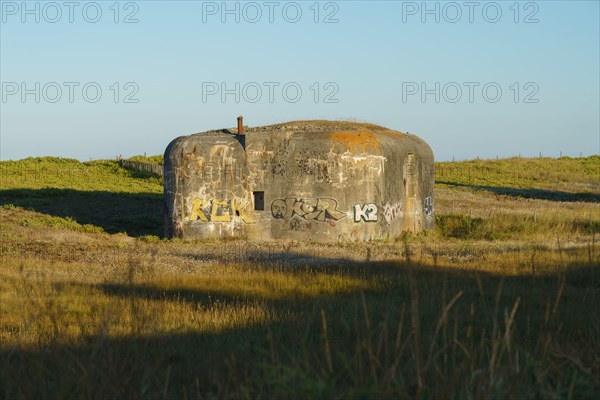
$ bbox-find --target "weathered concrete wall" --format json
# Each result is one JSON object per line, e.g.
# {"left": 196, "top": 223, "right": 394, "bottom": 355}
{"left": 163, "top": 131, "right": 251, "bottom": 239}
{"left": 164, "top": 121, "right": 434, "bottom": 242}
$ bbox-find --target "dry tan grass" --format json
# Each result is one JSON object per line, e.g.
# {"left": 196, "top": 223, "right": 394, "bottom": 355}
{"left": 1, "top": 201, "right": 599, "bottom": 398}
{"left": 1, "top": 156, "right": 599, "bottom": 398}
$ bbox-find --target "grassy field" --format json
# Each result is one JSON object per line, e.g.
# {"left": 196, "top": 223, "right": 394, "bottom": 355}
{"left": 0, "top": 156, "right": 599, "bottom": 399}
{"left": 0, "top": 157, "right": 163, "bottom": 237}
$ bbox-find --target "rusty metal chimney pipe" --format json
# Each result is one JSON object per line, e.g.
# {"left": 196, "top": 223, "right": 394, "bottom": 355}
{"left": 237, "top": 116, "right": 244, "bottom": 135}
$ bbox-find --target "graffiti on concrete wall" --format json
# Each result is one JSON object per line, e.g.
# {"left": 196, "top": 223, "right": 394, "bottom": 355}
{"left": 271, "top": 198, "right": 416, "bottom": 224}
{"left": 190, "top": 198, "right": 255, "bottom": 223}
{"left": 271, "top": 198, "right": 347, "bottom": 222}
{"left": 424, "top": 196, "right": 433, "bottom": 217}
{"left": 383, "top": 202, "right": 403, "bottom": 224}
{"left": 248, "top": 147, "right": 386, "bottom": 185}
{"left": 354, "top": 203, "right": 378, "bottom": 222}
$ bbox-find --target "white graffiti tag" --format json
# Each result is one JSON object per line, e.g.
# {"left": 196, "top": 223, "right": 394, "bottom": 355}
{"left": 383, "top": 202, "right": 403, "bottom": 224}
{"left": 271, "top": 197, "right": 347, "bottom": 222}
{"left": 424, "top": 196, "right": 434, "bottom": 217}
{"left": 354, "top": 203, "right": 378, "bottom": 222}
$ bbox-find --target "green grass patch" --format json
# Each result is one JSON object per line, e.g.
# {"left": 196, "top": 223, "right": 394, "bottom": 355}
{"left": 1, "top": 157, "right": 163, "bottom": 237}
{"left": 20, "top": 215, "right": 104, "bottom": 233}
{"left": 126, "top": 154, "right": 164, "bottom": 166}
{"left": 436, "top": 155, "right": 599, "bottom": 192}
{"left": 0, "top": 156, "right": 162, "bottom": 193}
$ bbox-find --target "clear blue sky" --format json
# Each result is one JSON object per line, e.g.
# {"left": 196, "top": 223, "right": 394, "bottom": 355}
{"left": 1, "top": 0, "right": 599, "bottom": 161}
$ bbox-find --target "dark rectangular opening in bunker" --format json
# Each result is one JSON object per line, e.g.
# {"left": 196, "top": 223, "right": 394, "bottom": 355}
{"left": 254, "top": 191, "right": 264, "bottom": 211}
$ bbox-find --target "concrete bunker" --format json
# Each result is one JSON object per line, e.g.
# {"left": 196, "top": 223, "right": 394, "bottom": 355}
{"left": 164, "top": 119, "right": 434, "bottom": 242}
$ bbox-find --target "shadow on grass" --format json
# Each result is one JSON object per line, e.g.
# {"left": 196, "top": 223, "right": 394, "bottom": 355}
{"left": 0, "top": 188, "right": 163, "bottom": 237}
{"left": 437, "top": 181, "right": 600, "bottom": 203}
{"left": 2, "top": 255, "right": 599, "bottom": 398}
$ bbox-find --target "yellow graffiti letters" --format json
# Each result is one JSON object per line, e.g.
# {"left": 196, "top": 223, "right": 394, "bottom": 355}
{"left": 233, "top": 199, "right": 255, "bottom": 223}
{"left": 190, "top": 198, "right": 210, "bottom": 222}
{"left": 210, "top": 199, "right": 231, "bottom": 222}
{"left": 189, "top": 198, "right": 255, "bottom": 224}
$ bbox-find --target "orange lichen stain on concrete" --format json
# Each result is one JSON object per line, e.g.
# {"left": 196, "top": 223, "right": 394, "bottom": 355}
{"left": 260, "top": 120, "right": 385, "bottom": 131}
{"left": 382, "top": 130, "right": 407, "bottom": 139}
{"left": 330, "top": 130, "right": 381, "bottom": 152}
